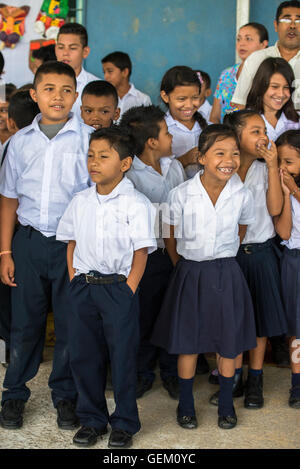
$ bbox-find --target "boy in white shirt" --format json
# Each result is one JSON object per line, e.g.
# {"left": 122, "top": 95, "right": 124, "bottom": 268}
{"left": 55, "top": 23, "right": 100, "bottom": 118}
{"left": 0, "top": 61, "right": 93, "bottom": 431}
{"left": 101, "top": 51, "right": 151, "bottom": 119}
{"left": 57, "top": 126, "right": 156, "bottom": 448}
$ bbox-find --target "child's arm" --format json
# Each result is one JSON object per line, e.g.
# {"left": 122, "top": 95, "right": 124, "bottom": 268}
{"left": 209, "top": 98, "right": 222, "bottom": 124}
{"left": 177, "top": 147, "right": 199, "bottom": 168}
{"left": 274, "top": 170, "right": 293, "bottom": 240}
{"left": 256, "top": 141, "right": 283, "bottom": 216}
{"left": 127, "top": 247, "right": 148, "bottom": 294}
{"left": 0, "top": 195, "right": 19, "bottom": 287}
{"left": 164, "top": 224, "right": 181, "bottom": 266}
{"left": 67, "top": 240, "right": 76, "bottom": 281}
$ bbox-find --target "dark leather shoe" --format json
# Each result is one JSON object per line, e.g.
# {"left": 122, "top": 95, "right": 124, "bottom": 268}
{"left": 136, "top": 377, "right": 153, "bottom": 399}
{"left": 289, "top": 385, "right": 300, "bottom": 409}
{"left": 209, "top": 371, "right": 244, "bottom": 406}
{"left": 244, "top": 373, "right": 264, "bottom": 409}
{"left": 176, "top": 407, "right": 198, "bottom": 429}
{"left": 73, "top": 426, "right": 108, "bottom": 447}
{"left": 108, "top": 428, "right": 133, "bottom": 448}
{"left": 56, "top": 400, "right": 80, "bottom": 430}
{"left": 0, "top": 399, "right": 25, "bottom": 429}
{"left": 162, "top": 376, "right": 179, "bottom": 399}
{"left": 218, "top": 412, "right": 237, "bottom": 430}
{"left": 196, "top": 354, "right": 209, "bottom": 375}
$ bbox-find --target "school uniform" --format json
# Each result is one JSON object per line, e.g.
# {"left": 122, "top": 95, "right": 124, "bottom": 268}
{"left": 126, "top": 156, "right": 186, "bottom": 385}
{"left": 262, "top": 113, "right": 300, "bottom": 142}
{"left": 56, "top": 177, "right": 157, "bottom": 434}
{"left": 198, "top": 99, "right": 212, "bottom": 122}
{"left": 281, "top": 195, "right": 300, "bottom": 339}
{"left": 165, "top": 111, "right": 202, "bottom": 179}
{"left": 0, "top": 113, "right": 92, "bottom": 406}
{"left": 236, "top": 161, "right": 287, "bottom": 338}
{"left": 151, "top": 172, "right": 257, "bottom": 359}
{"left": 118, "top": 83, "right": 151, "bottom": 118}
{"left": 72, "top": 67, "right": 101, "bottom": 119}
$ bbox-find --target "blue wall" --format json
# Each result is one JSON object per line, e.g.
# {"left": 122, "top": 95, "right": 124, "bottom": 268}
{"left": 85, "top": 0, "right": 284, "bottom": 104}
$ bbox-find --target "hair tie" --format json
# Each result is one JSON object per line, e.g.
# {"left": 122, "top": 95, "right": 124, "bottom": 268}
{"left": 197, "top": 71, "right": 204, "bottom": 85}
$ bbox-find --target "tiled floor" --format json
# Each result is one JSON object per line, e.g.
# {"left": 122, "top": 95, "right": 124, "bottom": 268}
{"left": 0, "top": 349, "right": 299, "bottom": 449}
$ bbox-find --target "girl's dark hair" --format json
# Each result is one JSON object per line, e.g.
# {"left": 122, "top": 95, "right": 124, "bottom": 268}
{"left": 32, "top": 44, "right": 56, "bottom": 63}
{"left": 89, "top": 124, "right": 135, "bottom": 160}
{"left": 240, "top": 22, "right": 269, "bottom": 43}
{"left": 198, "top": 124, "right": 240, "bottom": 155}
{"left": 276, "top": 130, "right": 300, "bottom": 186}
{"left": 246, "top": 57, "right": 299, "bottom": 122}
{"left": 224, "top": 110, "right": 262, "bottom": 137}
{"left": 160, "top": 65, "right": 208, "bottom": 130}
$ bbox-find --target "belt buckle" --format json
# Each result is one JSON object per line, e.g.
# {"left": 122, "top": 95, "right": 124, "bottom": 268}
{"left": 85, "top": 274, "right": 94, "bottom": 284}
{"left": 244, "top": 245, "right": 252, "bottom": 255}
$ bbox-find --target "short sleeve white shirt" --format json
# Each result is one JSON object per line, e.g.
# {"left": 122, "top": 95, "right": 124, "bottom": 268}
{"left": 56, "top": 177, "right": 157, "bottom": 277}
{"left": 72, "top": 67, "right": 101, "bottom": 118}
{"left": 126, "top": 156, "right": 186, "bottom": 247}
{"left": 163, "top": 172, "right": 255, "bottom": 261}
{"left": 241, "top": 160, "right": 275, "bottom": 244}
{"left": 198, "top": 99, "right": 212, "bottom": 122}
{"left": 232, "top": 43, "right": 300, "bottom": 107}
{"left": 282, "top": 195, "right": 300, "bottom": 250}
{"left": 0, "top": 113, "right": 93, "bottom": 237}
{"left": 118, "top": 83, "right": 151, "bottom": 118}
{"left": 262, "top": 113, "right": 300, "bottom": 142}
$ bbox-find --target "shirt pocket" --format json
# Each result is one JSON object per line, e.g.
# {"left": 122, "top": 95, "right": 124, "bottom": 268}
{"left": 61, "top": 152, "right": 88, "bottom": 188}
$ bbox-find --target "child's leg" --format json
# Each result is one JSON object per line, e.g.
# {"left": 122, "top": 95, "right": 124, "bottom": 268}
{"left": 244, "top": 337, "right": 266, "bottom": 409}
{"left": 217, "top": 357, "right": 236, "bottom": 419}
{"left": 289, "top": 337, "right": 300, "bottom": 408}
{"left": 177, "top": 354, "right": 198, "bottom": 418}
{"left": 248, "top": 337, "right": 267, "bottom": 370}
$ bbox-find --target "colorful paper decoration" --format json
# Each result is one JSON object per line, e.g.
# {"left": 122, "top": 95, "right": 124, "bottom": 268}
{"left": 0, "top": 4, "right": 30, "bottom": 50}
{"left": 34, "top": 0, "right": 69, "bottom": 39}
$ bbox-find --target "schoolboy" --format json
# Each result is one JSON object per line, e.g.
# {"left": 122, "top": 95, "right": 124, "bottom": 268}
{"left": 56, "top": 126, "right": 156, "bottom": 448}
{"left": 81, "top": 80, "right": 120, "bottom": 129}
{"left": 195, "top": 70, "right": 212, "bottom": 122}
{"left": 0, "top": 61, "right": 93, "bottom": 430}
{"left": 120, "top": 105, "right": 186, "bottom": 399}
{"left": 55, "top": 23, "right": 100, "bottom": 118}
{"left": 101, "top": 51, "right": 151, "bottom": 119}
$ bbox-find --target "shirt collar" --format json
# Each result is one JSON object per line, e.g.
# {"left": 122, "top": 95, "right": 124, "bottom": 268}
{"left": 273, "top": 41, "right": 300, "bottom": 59}
{"left": 165, "top": 110, "right": 200, "bottom": 132}
{"left": 132, "top": 155, "right": 173, "bottom": 175}
{"left": 76, "top": 67, "right": 87, "bottom": 85}
{"left": 90, "top": 176, "right": 135, "bottom": 203}
{"left": 27, "top": 112, "right": 82, "bottom": 137}
{"left": 187, "top": 171, "right": 244, "bottom": 198}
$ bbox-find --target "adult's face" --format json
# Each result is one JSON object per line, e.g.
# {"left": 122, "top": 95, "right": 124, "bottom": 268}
{"left": 274, "top": 6, "right": 300, "bottom": 50}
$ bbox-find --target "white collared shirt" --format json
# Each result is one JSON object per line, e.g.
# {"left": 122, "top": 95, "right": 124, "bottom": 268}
{"left": 241, "top": 160, "right": 275, "bottom": 244}
{"left": 126, "top": 156, "right": 186, "bottom": 247}
{"left": 56, "top": 177, "right": 157, "bottom": 277}
{"left": 72, "top": 67, "right": 101, "bottom": 118}
{"left": 282, "top": 195, "right": 300, "bottom": 250}
{"left": 262, "top": 113, "right": 300, "bottom": 142}
{"left": 0, "top": 113, "right": 93, "bottom": 237}
{"left": 163, "top": 172, "right": 255, "bottom": 261}
{"left": 232, "top": 42, "right": 300, "bottom": 108}
{"left": 118, "top": 83, "right": 151, "bottom": 118}
{"left": 198, "top": 99, "right": 212, "bottom": 122}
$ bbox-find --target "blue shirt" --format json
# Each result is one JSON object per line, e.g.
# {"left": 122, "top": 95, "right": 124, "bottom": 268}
{"left": 0, "top": 113, "right": 93, "bottom": 237}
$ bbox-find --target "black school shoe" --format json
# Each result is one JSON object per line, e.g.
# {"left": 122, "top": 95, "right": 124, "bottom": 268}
{"left": 73, "top": 426, "right": 108, "bottom": 447}
{"left": 162, "top": 376, "right": 179, "bottom": 399}
{"left": 244, "top": 373, "right": 264, "bottom": 409}
{"left": 108, "top": 428, "right": 133, "bottom": 448}
{"left": 136, "top": 377, "right": 153, "bottom": 399}
{"left": 218, "top": 408, "right": 237, "bottom": 430}
{"left": 289, "top": 385, "right": 300, "bottom": 409}
{"left": 176, "top": 406, "right": 198, "bottom": 429}
{"left": 209, "top": 371, "right": 244, "bottom": 406}
{"left": 0, "top": 399, "right": 25, "bottom": 429}
{"left": 56, "top": 400, "right": 80, "bottom": 430}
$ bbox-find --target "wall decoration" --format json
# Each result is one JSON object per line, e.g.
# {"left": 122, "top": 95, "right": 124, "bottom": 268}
{"left": 34, "top": 0, "right": 69, "bottom": 39}
{"left": 0, "top": 4, "right": 30, "bottom": 49}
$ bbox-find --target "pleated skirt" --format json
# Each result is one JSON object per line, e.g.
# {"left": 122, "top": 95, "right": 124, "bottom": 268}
{"left": 281, "top": 247, "right": 300, "bottom": 339}
{"left": 151, "top": 257, "right": 257, "bottom": 359}
{"left": 236, "top": 239, "right": 288, "bottom": 338}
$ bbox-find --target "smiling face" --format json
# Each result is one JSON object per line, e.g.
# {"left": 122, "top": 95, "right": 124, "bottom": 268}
{"left": 55, "top": 33, "right": 90, "bottom": 76}
{"left": 239, "top": 114, "right": 269, "bottom": 157}
{"left": 236, "top": 25, "right": 268, "bottom": 61}
{"left": 30, "top": 73, "right": 78, "bottom": 125}
{"left": 274, "top": 6, "right": 300, "bottom": 50}
{"left": 263, "top": 72, "right": 291, "bottom": 114}
{"left": 198, "top": 136, "right": 240, "bottom": 183}
{"left": 81, "top": 93, "right": 120, "bottom": 129}
{"left": 278, "top": 143, "right": 300, "bottom": 179}
{"left": 161, "top": 84, "right": 201, "bottom": 128}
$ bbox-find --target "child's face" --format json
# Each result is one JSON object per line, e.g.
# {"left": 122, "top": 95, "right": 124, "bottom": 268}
{"left": 30, "top": 73, "right": 78, "bottom": 125}
{"left": 155, "top": 120, "right": 173, "bottom": 157}
{"left": 198, "top": 137, "right": 240, "bottom": 183}
{"left": 55, "top": 33, "right": 90, "bottom": 76}
{"left": 236, "top": 26, "right": 267, "bottom": 61}
{"left": 240, "top": 115, "right": 269, "bottom": 157}
{"left": 102, "top": 62, "right": 129, "bottom": 90}
{"left": 161, "top": 85, "right": 201, "bottom": 126}
{"left": 81, "top": 94, "right": 120, "bottom": 130}
{"left": 263, "top": 73, "right": 291, "bottom": 114}
{"left": 0, "top": 101, "right": 9, "bottom": 131}
{"left": 278, "top": 144, "right": 300, "bottom": 179}
{"left": 87, "top": 138, "right": 132, "bottom": 189}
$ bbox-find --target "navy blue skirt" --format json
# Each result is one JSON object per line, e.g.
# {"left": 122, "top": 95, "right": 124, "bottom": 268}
{"left": 236, "top": 239, "right": 288, "bottom": 338}
{"left": 281, "top": 247, "right": 300, "bottom": 339}
{"left": 151, "top": 257, "right": 257, "bottom": 359}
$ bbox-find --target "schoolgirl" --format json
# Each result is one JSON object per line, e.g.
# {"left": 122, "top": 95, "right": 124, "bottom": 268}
{"left": 151, "top": 124, "right": 257, "bottom": 429}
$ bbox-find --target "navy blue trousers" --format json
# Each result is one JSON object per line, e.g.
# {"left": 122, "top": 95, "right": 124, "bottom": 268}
{"left": 138, "top": 249, "right": 178, "bottom": 383}
{"left": 68, "top": 275, "right": 141, "bottom": 435}
{"left": 2, "top": 226, "right": 77, "bottom": 406}
{"left": 0, "top": 282, "right": 11, "bottom": 350}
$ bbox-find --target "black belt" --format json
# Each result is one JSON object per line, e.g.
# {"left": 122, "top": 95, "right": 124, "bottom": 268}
{"left": 240, "top": 238, "right": 273, "bottom": 255}
{"left": 284, "top": 247, "right": 300, "bottom": 258}
{"left": 79, "top": 271, "right": 127, "bottom": 285}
